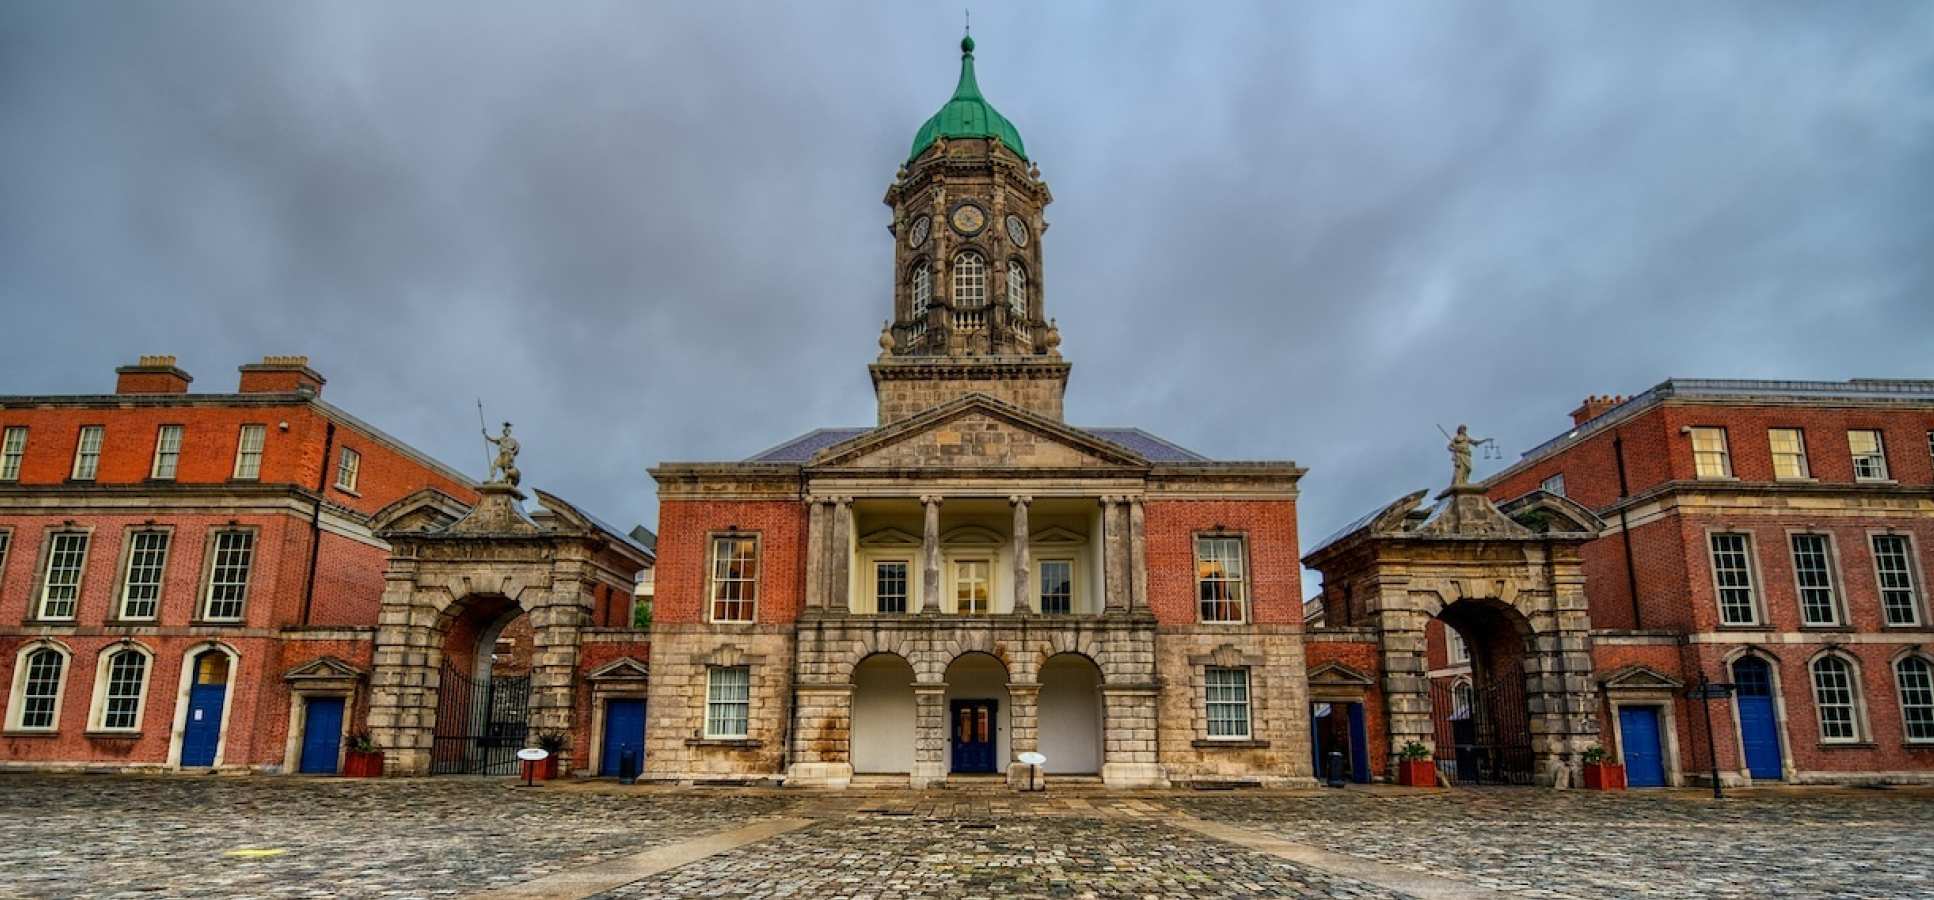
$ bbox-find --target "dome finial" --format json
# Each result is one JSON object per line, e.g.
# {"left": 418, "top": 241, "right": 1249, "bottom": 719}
{"left": 962, "top": 9, "right": 974, "bottom": 54}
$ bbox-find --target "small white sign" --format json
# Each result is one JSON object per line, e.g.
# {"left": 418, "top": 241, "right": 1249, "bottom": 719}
{"left": 516, "top": 748, "right": 550, "bottom": 762}
{"left": 1018, "top": 751, "right": 1046, "bottom": 766}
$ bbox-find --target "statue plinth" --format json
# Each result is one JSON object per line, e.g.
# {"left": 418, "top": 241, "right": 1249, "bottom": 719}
{"left": 1435, "top": 483, "right": 1488, "bottom": 501}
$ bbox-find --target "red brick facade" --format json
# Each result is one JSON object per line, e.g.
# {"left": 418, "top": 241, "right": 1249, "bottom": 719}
{"left": 1143, "top": 499, "right": 1301, "bottom": 626}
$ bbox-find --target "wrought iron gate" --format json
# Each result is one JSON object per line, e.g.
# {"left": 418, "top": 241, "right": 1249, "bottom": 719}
{"left": 431, "top": 661, "right": 531, "bottom": 775}
{"left": 1430, "top": 673, "right": 1533, "bottom": 784}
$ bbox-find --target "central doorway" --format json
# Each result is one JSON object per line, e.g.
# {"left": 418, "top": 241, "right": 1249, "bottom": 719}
{"left": 951, "top": 699, "right": 999, "bottom": 773}
{"left": 1429, "top": 600, "right": 1534, "bottom": 784}
{"left": 430, "top": 596, "right": 534, "bottom": 775}
{"left": 943, "top": 652, "right": 1009, "bottom": 775}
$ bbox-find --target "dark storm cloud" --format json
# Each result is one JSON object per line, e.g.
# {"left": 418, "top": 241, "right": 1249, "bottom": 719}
{"left": 3, "top": 2, "right": 1930, "bottom": 593}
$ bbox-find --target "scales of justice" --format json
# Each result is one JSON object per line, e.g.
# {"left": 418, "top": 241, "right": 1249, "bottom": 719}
{"left": 1439, "top": 423, "right": 1502, "bottom": 491}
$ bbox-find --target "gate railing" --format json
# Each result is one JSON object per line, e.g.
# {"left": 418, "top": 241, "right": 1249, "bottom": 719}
{"left": 430, "top": 661, "right": 531, "bottom": 775}
{"left": 1429, "top": 675, "right": 1534, "bottom": 785}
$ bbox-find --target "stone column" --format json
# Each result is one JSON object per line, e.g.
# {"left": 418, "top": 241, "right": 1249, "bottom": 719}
{"left": 785, "top": 683, "right": 855, "bottom": 788}
{"left": 1010, "top": 495, "right": 1032, "bottom": 614}
{"left": 1128, "top": 497, "right": 1148, "bottom": 610}
{"left": 1099, "top": 684, "right": 1167, "bottom": 787}
{"left": 829, "top": 497, "right": 853, "bottom": 613}
{"left": 921, "top": 495, "right": 942, "bottom": 614}
{"left": 527, "top": 568, "right": 591, "bottom": 770}
{"left": 1100, "top": 497, "right": 1128, "bottom": 612}
{"left": 911, "top": 684, "right": 949, "bottom": 787}
{"left": 367, "top": 564, "right": 438, "bottom": 775}
{"left": 1374, "top": 575, "right": 1433, "bottom": 777}
{"left": 1006, "top": 682, "right": 1043, "bottom": 790}
{"left": 804, "top": 497, "right": 828, "bottom": 610}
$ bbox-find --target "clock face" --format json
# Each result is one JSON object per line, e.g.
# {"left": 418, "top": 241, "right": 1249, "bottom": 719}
{"left": 949, "top": 203, "right": 986, "bottom": 236}
{"left": 1005, "top": 215, "right": 1028, "bottom": 247}
{"left": 907, "top": 216, "right": 930, "bottom": 249}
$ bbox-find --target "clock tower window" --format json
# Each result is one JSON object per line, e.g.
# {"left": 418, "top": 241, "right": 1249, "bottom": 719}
{"left": 1006, "top": 261, "right": 1027, "bottom": 319}
{"left": 952, "top": 251, "right": 987, "bottom": 329}
{"left": 909, "top": 263, "right": 931, "bottom": 339}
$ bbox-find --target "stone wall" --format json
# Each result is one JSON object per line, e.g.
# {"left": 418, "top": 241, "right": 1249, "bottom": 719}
{"left": 642, "top": 623, "right": 794, "bottom": 782}
{"left": 1155, "top": 626, "right": 1315, "bottom": 787}
{"left": 870, "top": 359, "right": 1069, "bottom": 425}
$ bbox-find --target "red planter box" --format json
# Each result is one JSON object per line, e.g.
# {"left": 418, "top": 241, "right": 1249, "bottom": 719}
{"left": 343, "top": 750, "right": 384, "bottom": 778}
{"left": 1584, "top": 762, "right": 1626, "bottom": 790}
{"left": 523, "top": 757, "right": 561, "bottom": 781}
{"left": 1397, "top": 759, "right": 1437, "bottom": 787}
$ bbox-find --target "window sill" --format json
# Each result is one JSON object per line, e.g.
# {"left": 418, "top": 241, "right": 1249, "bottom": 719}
{"left": 1191, "top": 738, "right": 1269, "bottom": 749}
{"left": 1196, "top": 621, "right": 1249, "bottom": 628}
{"left": 2, "top": 729, "right": 58, "bottom": 738}
{"left": 85, "top": 730, "right": 141, "bottom": 740}
{"left": 1798, "top": 625, "right": 1855, "bottom": 633}
{"left": 1818, "top": 741, "right": 1877, "bottom": 750}
{"left": 1774, "top": 476, "right": 1818, "bottom": 484}
{"left": 105, "top": 618, "right": 160, "bottom": 628}
{"left": 19, "top": 618, "right": 78, "bottom": 628}
{"left": 1905, "top": 742, "right": 1934, "bottom": 751}
{"left": 1854, "top": 478, "right": 1898, "bottom": 486}
{"left": 685, "top": 738, "right": 762, "bottom": 749}
{"left": 1694, "top": 475, "right": 1739, "bottom": 483}
{"left": 189, "top": 619, "right": 246, "bottom": 628}
{"left": 334, "top": 486, "right": 361, "bottom": 499}
{"left": 143, "top": 477, "right": 179, "bottom": 484}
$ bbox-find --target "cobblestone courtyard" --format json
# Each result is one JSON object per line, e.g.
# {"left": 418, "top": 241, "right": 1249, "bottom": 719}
{"left": 1, "top": 775, "right": 1929, "bottom": 899}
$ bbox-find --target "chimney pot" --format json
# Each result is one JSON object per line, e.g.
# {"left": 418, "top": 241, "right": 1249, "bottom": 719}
{"left": 238, "top": 355, "right": 325, "bottom": 396}
{"left": 115, "top": 354, "right": 193, "bottom": 395}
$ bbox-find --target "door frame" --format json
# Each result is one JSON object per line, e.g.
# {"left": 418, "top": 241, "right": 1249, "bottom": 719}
{"left": 585, "top": 657, "right": 651, "bottom": 778}
{"left": 1604, "top": 696, "right": 1684, "bottom": 787}
{"left": 284, "top": 691, "right": 354, "bottom": 775}
{"left": 949, "top": 698, "right": 999, "bottom": 774}
{"left": 1725, "top": 650, "right": 1797, "bottom": 784}
{"left": 168, "top": 642, "right": 241, "bottom": 770}
{"left": 596, "top": 697, "right": 649, "bottom": 777}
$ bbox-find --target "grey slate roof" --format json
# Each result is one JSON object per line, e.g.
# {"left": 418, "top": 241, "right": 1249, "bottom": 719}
{"left": 746, "top": 425, "right": 1209, "bottom": 463}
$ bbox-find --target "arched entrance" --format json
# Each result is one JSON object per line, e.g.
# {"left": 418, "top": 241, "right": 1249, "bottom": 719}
{"left": 1430, "top": 600, "right": 1534, "bottom": 784}
{"left": 850, "top": 653, "right": 916, "bottom": 775}
{"left": 943, "top": 653, "right": 1009, "bottom": 775}
{"left": 430, "top": 595, "right": 533, "bottom": 775}
{"left": 1038, "top": 653, "right": 1102, "bottom": 775}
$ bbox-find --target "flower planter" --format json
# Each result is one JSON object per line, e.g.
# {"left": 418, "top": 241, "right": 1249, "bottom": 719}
{"left": 1396, "top": 759, "right": 1437, "bottom": 787}
{"left": 1583, "top": 762, "right": 1626, "bottom": 791}
{"left": 524, "top": 757, "right": 561, "bottom": 781}
{"left": 343, "top": 750, "right": 384, "bottom": 778}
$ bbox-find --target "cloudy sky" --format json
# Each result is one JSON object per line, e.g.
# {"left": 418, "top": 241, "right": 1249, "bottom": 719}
{"left": 4, "top": 2, "right": 1930, "bottom": 594}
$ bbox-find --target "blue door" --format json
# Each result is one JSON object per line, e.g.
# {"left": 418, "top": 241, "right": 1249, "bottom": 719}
{"left": 181, "top": 652, "right": 229, "bottom": 767}
{"left": 1618, "top": 706, "right": 1666, "bottom": 787}
{"left": 950, "top": 700, "right": 997, "bottom": 774}
{"left": 1733, "top": 657, "right": 1784, "bottom": 780}
{"left": 1347, "top": 702, "right": 1370, "bottom": 784}
{"left": 298, "top": 697, "right": 345, "bottom": 774}
{"left": 600, "top": 700, "right": 647, "bottom": 777}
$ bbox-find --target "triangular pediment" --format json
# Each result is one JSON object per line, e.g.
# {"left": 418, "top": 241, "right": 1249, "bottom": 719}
{"left": 1032, "top": 525, "right": 1087, "bottom": 545}
{"left": 859, "top": 527, "right": 923, "bottom": 547}
{"left": 586, "top": 656, "right": 650, "bottom": 681}
{"left": 811, "top": 395, "right": 1148, "bottom": 470}
{"left": 1308, "top": 661, "right": 1376, "bottom": 687}
{"left": 284, "top": 656, "right": 364, "bottom": 682}
{"left": 1599, "top": 664, "right": 1682, "bottom": 690}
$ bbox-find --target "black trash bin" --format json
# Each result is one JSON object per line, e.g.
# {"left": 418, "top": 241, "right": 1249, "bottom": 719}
{"left": 1325, "top": 750, "right": 1346, "bottom": 788}
{"left": 618, "top": 749, "right": 639, "bottom": 785}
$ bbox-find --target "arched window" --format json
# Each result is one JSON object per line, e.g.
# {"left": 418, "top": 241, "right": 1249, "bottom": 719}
{"left": 909, "top": 263, "right": 931, "bottom": 338}
{"left": 7, "top": 644, "right": 68, "bottom": 731}
{"left": 952, "top": 251, "right": 986, "bottom": 329}
{"left": 93, "top": 646, "right": 152, "bottom": 731}
{"left": 1896, "top": 655, "right": 1934, "bottom": 743}
{"left": 1810, "top": 654, "right": 1860, "bottom": 742}
{"left": 1006, "top": 261, "right": 1027, "bottom": 318}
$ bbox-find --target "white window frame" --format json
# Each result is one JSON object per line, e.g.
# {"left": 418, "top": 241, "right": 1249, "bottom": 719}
{"left": 1038, "top": 558, "right": 1075, "bottom": 615}
{"left": 232, "top": 424, "right": 266, "bottom": 480}
{"left": 1849, "top": 429, "right": 1889, "bottom": 482}
{"left": 909, "top": 262, "right": 931, "bottom": 339}
{"left": 873, "top": 559, "right": 910, "bottom": 614}
{"left": 1769, "top": 428, "right": 1810, "bottom": 480}
{"left": 6, "top": 642, "right": 70, "bottom": 733}
{"left": 0, "top": 426, "right": 27, "bottom": 481}
{"left": 1895, "top": 654, "right": 1934, "bottom": 745}
{"left": 953, "top": 558, "right": 992, "bottom": 615}
{"left": 200, "top": 529, "right": 255, "bottom": 622}
{"left": 707, "top": 534, "right": 759, "bottom": 624}
{"left": 1689, "top": 426, "right": 1732, "bottom": 479}
{"left": 951, "top": 251, "right": 986, "bottom": 329}
{"left": 117, "top": 529, "right": 172, "bottom": 621}
{"left": 1540, "top": 473, "right": 1565, "bottom": 497}
{"left": 1707, "top": 532, "right": 1760, "bottom": 626}
{"left": 37, "top": 530, "right": 91, "bottom": 621}
{"left": 704, "top": 665, "right": 751, "bottom": 739}
{"left": 1195, "top": 535, "right": 1249, "bottom": 624}
{"left": 150, "top": 425, "right": 183, "bottom": 480}
{"left": 1005, "top": 260, "right": 1026, "bottom": 318}
{"left": 70, "top": 425, "right": 104, "bottom": 481}
{"left": 88, "top": 644, "right": 154, "bottom": 733}
{"left": 1445, "top": 626, "right": 1470, "bottom": 664}
{"left": 1204, "top": 667, "right": 1252, "bottom": 739}
{"left": 1787, "top": 533, "right": 1842, "bottom": 627}
{"left": 334, "top": 447, "right": 361, "bottom": 493}
{"left": 0, "top": 529, "right": 12, "bottom": 591}
{"left": 1870, "top": 533, "right": 1923, "bottom": 627}
{"left": 1808, "top": 653, "right": 1864, "bottom": 744}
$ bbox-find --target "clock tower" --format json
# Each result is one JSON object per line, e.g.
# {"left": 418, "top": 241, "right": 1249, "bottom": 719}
{"left": 872, "top": 34, "right": 1070, "bottom": 425}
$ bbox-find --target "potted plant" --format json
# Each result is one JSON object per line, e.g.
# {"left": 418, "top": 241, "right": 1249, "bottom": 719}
{"left": 343, "top": 732, "right": 383, "bottom": 778}
{"left": 1396, "top": 741, "right": 1437, "bottom": 787}
{"left": 1581, "top": 745, "right": 1625, "bottom": 790}
{"left": 531, "top": 732, "right": 567, "bottom": 781}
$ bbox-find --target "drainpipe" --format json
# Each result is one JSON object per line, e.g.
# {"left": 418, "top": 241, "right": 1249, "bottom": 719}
{"left": 1612, "top": 432, "right": 1642, "bottom": 630}
{"left": 300, "top": 421, "right": 337, "bottom": 626}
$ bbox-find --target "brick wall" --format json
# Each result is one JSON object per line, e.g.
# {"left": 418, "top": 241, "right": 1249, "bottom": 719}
{"left": 1144, "top": 499, "right": 1300, "bottom": 626}
{"left": 653, "top": 500, "right": 806, "bottom": 625}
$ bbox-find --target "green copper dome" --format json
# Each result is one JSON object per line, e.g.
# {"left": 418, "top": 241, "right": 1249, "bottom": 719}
{"left": 908, "top": 35, "right": 1027, "bottom": 162}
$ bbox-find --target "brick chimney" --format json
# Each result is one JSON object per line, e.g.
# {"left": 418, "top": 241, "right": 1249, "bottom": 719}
{"left": 114, "top": 355, "right": 194, "bottom": 394}
{"left": 238, "top": 355, "right": 325, "bottom": 396}
{"left": 1569, "top": 394, "right": 1628, "bottom": 427}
